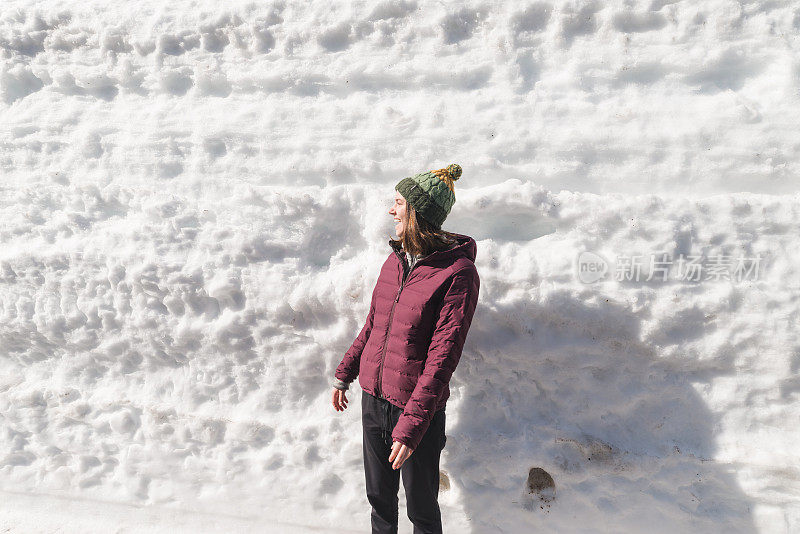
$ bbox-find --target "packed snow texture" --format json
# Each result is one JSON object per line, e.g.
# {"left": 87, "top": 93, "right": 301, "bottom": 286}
{"left": 1, "top": 1, "right": 799, "bottom": 533}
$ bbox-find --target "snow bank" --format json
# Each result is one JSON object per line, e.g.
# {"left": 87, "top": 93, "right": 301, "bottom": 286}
{"left": 1, "top": 0, "right": 797, "bottom": 195}
{"left": 1, "top": 0, "right": 798, "bottom": 532}
{"left": 1, "top": 179, "right": 798, "bottom": 532}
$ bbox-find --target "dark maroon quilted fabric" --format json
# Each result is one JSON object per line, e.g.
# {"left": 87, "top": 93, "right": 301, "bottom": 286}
{"left": 335, "top": 232, "right": 480, "bottom": 450}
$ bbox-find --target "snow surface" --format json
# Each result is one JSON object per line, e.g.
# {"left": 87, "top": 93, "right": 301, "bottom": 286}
{"left": 1, "top": 1, "right": 799, "bottom": 533}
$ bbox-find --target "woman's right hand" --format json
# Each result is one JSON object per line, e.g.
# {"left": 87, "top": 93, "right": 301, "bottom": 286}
{"left": 332, "top": 388, "right": 349, "bottom": 411}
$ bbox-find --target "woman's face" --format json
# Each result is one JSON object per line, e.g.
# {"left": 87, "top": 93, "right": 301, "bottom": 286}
{"left": 389, "top": 191, "right": 407, "bottom": 238}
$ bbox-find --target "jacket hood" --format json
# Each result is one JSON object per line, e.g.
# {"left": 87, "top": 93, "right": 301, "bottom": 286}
{"left": 389, "top": 232, "right": 477, "bottom": 264}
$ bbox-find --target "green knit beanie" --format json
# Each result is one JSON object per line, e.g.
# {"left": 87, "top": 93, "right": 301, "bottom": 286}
{"left": 395, "top": 163, "right": 462, "bottom": 229}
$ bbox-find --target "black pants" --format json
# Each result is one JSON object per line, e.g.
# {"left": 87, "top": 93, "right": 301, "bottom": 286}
{"left": 362, "top": 390, "right": 446, "bottom": 534}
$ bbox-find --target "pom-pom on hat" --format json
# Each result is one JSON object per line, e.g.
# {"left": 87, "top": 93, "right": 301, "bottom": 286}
{"left": 395, "top": 163, "right": 462, "bottom": 229}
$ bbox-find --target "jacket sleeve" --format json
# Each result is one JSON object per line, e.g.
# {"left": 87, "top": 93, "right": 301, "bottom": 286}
{"left": 334, "top": 278, "right": 379, "bottom": 384}
{"left": 391, "top": 267, "right": 480, "bottom": 450}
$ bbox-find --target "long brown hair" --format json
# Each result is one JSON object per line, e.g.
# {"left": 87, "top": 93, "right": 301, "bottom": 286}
{"left": 389, "top": 203, "right": 460, "bottom": 257}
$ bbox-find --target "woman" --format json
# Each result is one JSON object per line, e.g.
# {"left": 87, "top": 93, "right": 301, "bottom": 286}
{"left": 331, "top": 163, "right": 480, "bottom": 534}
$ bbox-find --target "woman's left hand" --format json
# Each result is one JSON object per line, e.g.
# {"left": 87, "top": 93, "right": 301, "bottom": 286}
{"left": 389, "top": 441, "right": 414, "bottom": 470}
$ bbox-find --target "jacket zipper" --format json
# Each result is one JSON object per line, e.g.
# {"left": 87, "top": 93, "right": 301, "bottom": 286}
{"left": 376, "top": 250, "right": 424, "bottom": 400}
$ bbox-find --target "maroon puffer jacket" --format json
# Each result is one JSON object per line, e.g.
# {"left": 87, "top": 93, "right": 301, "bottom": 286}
{"left": 335, "top": 232, "right": 480, "bottom": 450}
